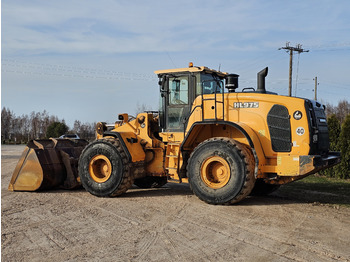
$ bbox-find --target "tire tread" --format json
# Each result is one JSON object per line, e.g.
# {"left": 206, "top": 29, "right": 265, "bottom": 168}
{"left": 187, "top": 137, "right": 256, "bottom": 205}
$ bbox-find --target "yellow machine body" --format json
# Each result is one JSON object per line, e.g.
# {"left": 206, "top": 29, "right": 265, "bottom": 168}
{"left": 94, "top": 65, "right": 339, "bottom": 186}
{"left": 10, "top": 63, "right": 340, "bottom": 204}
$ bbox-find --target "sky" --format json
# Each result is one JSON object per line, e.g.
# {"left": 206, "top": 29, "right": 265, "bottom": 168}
{"left": 2, "top": 0, "right": 350, "bottom": 128}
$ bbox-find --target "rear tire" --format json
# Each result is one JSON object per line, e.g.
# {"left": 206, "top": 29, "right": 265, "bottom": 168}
{"left": 78, "top": 138, "right": 133, "bottom": 197}
{"left": 187, "top": 138, "right": 255, "bottom": 205}
{"left": 134, "top": 176, "right": 168, "bottom": 188}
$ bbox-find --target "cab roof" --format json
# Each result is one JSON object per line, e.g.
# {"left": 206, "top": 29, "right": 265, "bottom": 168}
{"left": 154, "top": 65, "right": 228, "bottom": 78}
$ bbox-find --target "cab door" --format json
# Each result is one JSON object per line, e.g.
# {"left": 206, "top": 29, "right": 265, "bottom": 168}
{"left": 165, "top": 75, "right": 190, "bottom": 132}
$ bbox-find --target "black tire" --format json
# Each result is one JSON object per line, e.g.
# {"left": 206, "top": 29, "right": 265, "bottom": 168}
{"left": 78, "top": 138, "right": 133, "bottom": 197}
{"left": 134, "top": 176, "right": 168, "bottom": 188}
{"left": 250, "top": 179, "right": 280, "bottom": 196}
{"left": 187, "top": 137, "right": 255, "bottom": 205}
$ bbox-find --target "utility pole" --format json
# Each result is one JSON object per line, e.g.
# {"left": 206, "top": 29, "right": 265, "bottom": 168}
{"left": 279, "top": 42, "right": 309, "bottom": 96}
{"left": 313, "top": 77, "right": 319, "bottom": 100}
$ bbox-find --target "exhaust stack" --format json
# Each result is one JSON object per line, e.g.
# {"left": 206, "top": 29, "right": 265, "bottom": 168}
{"left": 256, "top": 67, "right": 268, "bottom": 93}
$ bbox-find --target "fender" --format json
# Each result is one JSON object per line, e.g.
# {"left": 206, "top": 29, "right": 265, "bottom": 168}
{"left": 103, "top": 131, "right": 146, "bottom": 162}
{"left": 180, "top": 121, "right": 265, "bottom": 177}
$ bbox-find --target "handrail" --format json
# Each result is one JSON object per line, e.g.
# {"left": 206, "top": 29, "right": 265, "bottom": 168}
{"left": 183, "top": 104, "right": 202, "bottom": 137}
{"left": 183, "top": 80, "right": 225, "bottom": 137}
{"left": 201, "top": 80, "right": 225, "bottom": 122}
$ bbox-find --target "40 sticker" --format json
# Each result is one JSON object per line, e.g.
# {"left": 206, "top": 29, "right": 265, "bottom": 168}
{"left": 296, "top": 127, "right": 305, "bottom": 136}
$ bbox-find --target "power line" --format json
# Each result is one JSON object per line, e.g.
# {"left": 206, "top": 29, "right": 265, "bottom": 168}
{"left": 305, "top": 42, "right": 350, "bottom": 51}
{"left": 226, "top": 51, "right": 284, "bottom": 74}
{"left": 2, "top": 59, "right": 157, "bottom": 81}
{"left": 165, "top": 51, "right": 177, "bottom": 68}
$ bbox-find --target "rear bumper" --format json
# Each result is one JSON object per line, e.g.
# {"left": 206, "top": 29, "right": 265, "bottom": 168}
{"left": 262, "top": 152, "right": 341, "bottom": 185}
{"left": 300, "top": 152, "right": 341, "bottom": 176}
{"left": 314, "top": 152, "right": 341, "bottom": 169}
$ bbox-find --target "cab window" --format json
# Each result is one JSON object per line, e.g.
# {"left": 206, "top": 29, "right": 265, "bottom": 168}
{"left": 167, "top": 76, "right": 189, "bottom": 130}
{"left": 196, "top": 74, "right": 224, "bottom": 95}
{"left": 169, "top": 77, "right": 189, "bottom": 105}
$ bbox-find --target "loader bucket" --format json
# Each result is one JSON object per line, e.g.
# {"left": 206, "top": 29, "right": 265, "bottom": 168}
{"left": 8, "top": 138, "right": 89, "bottom": 192}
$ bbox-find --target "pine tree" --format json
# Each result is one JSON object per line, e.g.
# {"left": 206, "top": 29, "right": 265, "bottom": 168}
{"left": 322, "top": 114, "right": 341, "bottom": 177}
{"left": 336, "top": 114, "right": 350, "bottom": 179}
{"left": 328, "top": 114, "right": 341, "bottom": 151}
{"left": 46, "top": 122, "right": 69, "bottom": 139}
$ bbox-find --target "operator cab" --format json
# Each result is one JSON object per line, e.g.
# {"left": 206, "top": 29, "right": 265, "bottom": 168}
{"left": 155, "top": 63, "right": 227, "bottom": 132}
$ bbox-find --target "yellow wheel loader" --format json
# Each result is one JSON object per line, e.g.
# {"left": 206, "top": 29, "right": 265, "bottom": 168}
{"left": 9, "top": 63, "right": 341, "bottom": 204}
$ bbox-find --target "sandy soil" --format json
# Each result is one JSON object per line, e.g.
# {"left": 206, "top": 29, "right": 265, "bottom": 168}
{"left": 2, "top": 145, "right": 350, "bottom": 262}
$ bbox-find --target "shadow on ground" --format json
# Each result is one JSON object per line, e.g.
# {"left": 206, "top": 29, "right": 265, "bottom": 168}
{"left": 274, "top": 183, "right": 350, "bottom": 207}
{"left": 31, "top": 182, "right": 309, "bottom": 207}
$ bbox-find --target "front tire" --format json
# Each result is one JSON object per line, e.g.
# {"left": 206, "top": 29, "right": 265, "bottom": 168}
{"left": 78, "top": 138, "right": 133, "bottom": 197}
{"left": 187, "top": 138, "right": 255, "bottom": 205}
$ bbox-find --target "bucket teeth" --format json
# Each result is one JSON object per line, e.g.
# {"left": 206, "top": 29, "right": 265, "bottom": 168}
{"left": 9, "top": 138, "right": 89, "bottom": 192}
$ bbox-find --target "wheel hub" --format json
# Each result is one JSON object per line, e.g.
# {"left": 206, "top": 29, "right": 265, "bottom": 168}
{"left": 89, "top": 155, "right": 112, "bottom": 183}
{"left": 201, "top": 156, "right": 231, "bottom": 189}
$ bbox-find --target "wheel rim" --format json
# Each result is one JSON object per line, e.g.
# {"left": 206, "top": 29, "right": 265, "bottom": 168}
{"left": 201, "top": 156, "right": 230, "bottom": 189}
{"left": 89, "top": 155, "right": 112, "bottom": 183}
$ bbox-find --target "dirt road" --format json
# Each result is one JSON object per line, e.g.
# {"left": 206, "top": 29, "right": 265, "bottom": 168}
{"left": 2, "top": 145, "right": 350, "bottom": 262}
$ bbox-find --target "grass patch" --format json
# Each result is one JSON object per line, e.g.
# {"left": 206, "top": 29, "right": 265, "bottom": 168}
{"left": 276, "top": 175, "right": 350, "bottom": 207}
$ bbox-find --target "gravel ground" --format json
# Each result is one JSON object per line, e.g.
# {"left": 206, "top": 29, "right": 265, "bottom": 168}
{"left": 2, "top": 145, "right": 350, "bottom": 262}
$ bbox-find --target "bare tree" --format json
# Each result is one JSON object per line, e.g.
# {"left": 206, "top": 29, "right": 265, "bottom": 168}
{"left": 73, "top": 120, "right": 81, "bottom": 134}
{"left": 39, "top": 110, "right": 50, "bottom": 138}
{"left": 77, "top": 122, "right": 96, "bottom": 141}
{"left": 336, "top": 100, "right": 350, "bottom": 124}
{"left": 135, "top": 102, "right": 153, "bottom": 115}
{"left": 1, "top": 108, "right": 15, "bottom": 142}
{"left": 11, "top": 116, "right": 21, "bottom": 143}
{"left": 21, "top": 114, "right": 31, "bottom": 143}
{"left": 325, "top": 103, "right": 336, "bottom": 116}
{"left": 325, "top": 100, "right": 350, "bottom": 124}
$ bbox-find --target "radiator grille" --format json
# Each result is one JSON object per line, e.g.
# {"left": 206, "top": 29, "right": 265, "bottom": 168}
{"left": 267, "top": 105, "right": 291, "bottom": 152}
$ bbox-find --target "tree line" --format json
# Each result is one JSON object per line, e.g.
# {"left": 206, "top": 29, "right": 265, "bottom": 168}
{"left": 1, "top": 107, "right": 96, "bottom": 143}
{"left": 322, "top": 100, "right": 350, "bottom": 179}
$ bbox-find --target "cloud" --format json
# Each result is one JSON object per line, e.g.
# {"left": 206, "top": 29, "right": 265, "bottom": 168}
{"left": 4, "top": 0, "right": 350, "bottom": 57}
{"left": 3, "top": 0, "right": 303, "bottom": 55}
